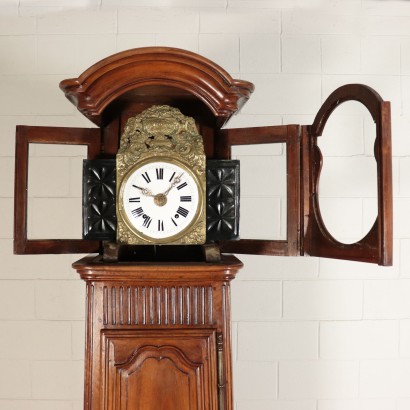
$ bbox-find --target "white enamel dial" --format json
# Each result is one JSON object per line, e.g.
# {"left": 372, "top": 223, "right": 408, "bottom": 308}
{"left": 120, "top": 160, "right": 201, "bottom": 242}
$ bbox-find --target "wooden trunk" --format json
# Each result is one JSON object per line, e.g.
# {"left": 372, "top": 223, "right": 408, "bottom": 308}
{"left": 73, "top": 254, "right": 242, "bottom": 410}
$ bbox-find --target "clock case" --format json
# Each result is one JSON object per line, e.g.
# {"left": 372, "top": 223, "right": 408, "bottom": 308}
{"left": 14, "top": 47, "right": 392, "bottom": 265}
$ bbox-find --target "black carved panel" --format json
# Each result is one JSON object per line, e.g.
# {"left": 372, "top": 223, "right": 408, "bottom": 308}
{"left": 82, "top": 160, "right": 240, "bottom": 242}
{"left": 83, "top": 159, "right": 116, "bottom": 240}
{"left": 206, "top": 160, "right": 240, "bottom": 241}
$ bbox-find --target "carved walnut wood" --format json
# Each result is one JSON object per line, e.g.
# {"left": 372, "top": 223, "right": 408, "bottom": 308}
{"left": 102, "top": 331, "right": 217, "bottom": 410}
{"left": 73, "top": 254, "right": 242, "bottom": 410}
{"left": 59, "top": 47, "right": 254, "bottom": 128}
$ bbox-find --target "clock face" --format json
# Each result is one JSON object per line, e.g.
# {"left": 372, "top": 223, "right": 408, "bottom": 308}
{"left": 119, "top": 159, "right": 202, "bottom": 243}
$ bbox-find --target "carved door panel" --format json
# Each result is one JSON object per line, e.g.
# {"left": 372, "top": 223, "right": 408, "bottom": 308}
{"left": 101, "top": 329, "right": 218, "bottom": 410}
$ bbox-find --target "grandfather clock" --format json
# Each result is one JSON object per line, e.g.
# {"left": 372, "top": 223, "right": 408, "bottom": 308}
{"left": 14, "top": 47, "right": 393, "bottom": 410}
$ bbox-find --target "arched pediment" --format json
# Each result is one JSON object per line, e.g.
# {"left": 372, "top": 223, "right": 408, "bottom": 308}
{"left": 60, "top": 47, "right": 254, "bottom": 126}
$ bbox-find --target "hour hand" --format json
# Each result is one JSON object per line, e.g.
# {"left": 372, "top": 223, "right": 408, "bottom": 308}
{"left": 132, "top": 185, "right": 154, "bottom": 197}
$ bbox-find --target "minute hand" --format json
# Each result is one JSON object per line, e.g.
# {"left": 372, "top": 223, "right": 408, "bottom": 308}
{"left": 163, "top": 174, "right": 183, "bottom": 196}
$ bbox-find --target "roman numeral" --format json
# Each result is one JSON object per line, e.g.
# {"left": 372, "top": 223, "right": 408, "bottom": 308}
{"left": 156, "top": 168, "right": 164, "bottom": 180}
{"left": 129, "top": 197, "right": 141, "bottom": 203}
{"left": 158, "top": 220, "right": 164, "bottom": 231}
{"left": 177, "top": 206, "right": 189, "bottom": 218}
{"left": 131, "top": 207, "right": 144, "bottom": 217}
{"left": 177, "top": 182, "right": 187, "bottom": 190}
{"left": 180, "top": 195, "right": 191, "bottom": 202}
{"left": 142, "top": 215, "right": 152, "bottom": 228}
{"left": 142, "top": 172, "right": 151, "bottom": 184}
{"left": 169, "top": 171, "right": 176, "bottom": 182}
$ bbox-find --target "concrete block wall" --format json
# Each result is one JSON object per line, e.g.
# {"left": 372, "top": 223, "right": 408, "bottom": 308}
{"left": 0, "top": 1, "right": 409, "bottom": 409}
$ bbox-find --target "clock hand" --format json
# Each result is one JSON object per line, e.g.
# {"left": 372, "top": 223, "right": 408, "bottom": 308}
{"left": 133, "top": 185, "right": 154, "bottom": 197}
{"left": 163, "top": 173, "right": 184, "bottom": 196}
{"left": 134, "top": 184, "right": 166, "bottom": 207}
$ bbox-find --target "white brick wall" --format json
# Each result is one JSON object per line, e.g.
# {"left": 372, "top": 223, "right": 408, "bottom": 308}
{"left": 1, "top": 1, "right": 410, "bottom": 409}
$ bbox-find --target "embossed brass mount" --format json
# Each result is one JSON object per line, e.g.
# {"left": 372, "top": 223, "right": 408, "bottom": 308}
{"left": 117, "top": 105, "right": 206, "bottom": 173}
{"left": 116, "top": 105, "right": 207, "bottom": 245}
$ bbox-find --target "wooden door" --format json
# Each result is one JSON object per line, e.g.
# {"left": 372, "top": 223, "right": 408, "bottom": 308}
{"left": 215, "top": 84, "right": 392, "bottom": 265}
{"left": 14, "top": 125, "right": 101, "bottom": 254}
{"left": 216, "top": 124, "right": 301, "bottom": 257}
{"left": 101, "top": 329, "right": 218, "bottom": 410}
{"left": 303, "top": 84, "right": 392, "bottom": 265}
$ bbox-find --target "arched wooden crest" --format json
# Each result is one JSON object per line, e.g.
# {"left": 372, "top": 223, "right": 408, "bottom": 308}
{"left": 60, "top": 47, "right": 254, "bottom": 126}
{"left": 304, "top": 84, "right": 393, "bottom": 266}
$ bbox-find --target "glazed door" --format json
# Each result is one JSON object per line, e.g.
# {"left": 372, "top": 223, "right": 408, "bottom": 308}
{"left": 14, "top": 125, "right": 101, "bottom": 254}
{"left": 216, "top": 124, "right": 301, "bottom": 257}
{"left": 303, "top": 84, "right": 392, "bottom": 265}
{"left": 216, "top": 84, "right": 392, "bottom": 265}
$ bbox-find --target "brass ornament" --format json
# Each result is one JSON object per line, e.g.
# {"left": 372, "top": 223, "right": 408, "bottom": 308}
{"left": 117, "top": 105, "right": 205, "bottom": 177}
{"left": 116, "top": 105, "right": 206, "bottom": 245}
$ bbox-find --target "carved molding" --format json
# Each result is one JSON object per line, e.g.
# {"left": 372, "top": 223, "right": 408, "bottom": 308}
{"left": 117, "top": 344, "right": 202, "bottom": 373}
{"left": 60, "top": 47, "right": 254, "bottom": 126}
{"left": 102, "top": 285, "right": 214, "bottom": 326}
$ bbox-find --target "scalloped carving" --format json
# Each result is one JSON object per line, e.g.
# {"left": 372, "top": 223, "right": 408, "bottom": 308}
{"left": 59, "top": 47, "right": 254, "bottom": 126}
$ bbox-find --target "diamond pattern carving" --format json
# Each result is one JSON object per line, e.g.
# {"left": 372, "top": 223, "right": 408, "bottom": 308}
{"left": 83, "top": 159, "right": 117, "bottom": 240}
{"left": 206, "top": 160, "right": 240, "bottom": 241}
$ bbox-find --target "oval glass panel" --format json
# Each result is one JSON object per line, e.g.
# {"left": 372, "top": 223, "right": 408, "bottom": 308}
{"left": 317, "top": 101, "right": 377, "bottom": 244}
